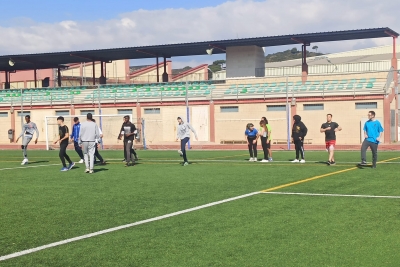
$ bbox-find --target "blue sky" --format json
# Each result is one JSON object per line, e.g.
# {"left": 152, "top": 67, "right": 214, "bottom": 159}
{"left": 1, "top": 0, "right": 238, "bottom": 25}
{"left": 0, "top": 0, "right": 397, "bottom": 68}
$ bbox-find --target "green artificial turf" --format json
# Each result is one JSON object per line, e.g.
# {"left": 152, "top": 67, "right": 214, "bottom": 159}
{"left": 0, "top": 150, "right": 399, "bottom": 266}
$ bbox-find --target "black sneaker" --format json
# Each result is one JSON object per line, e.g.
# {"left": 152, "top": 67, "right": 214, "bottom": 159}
{"left": 326, "top": 161, "right": 331, "bottom": 165}
{"left": 330, "top": 161, "right": 336, "bottom": 165}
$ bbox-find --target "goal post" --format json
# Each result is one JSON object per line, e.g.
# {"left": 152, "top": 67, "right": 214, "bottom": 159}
{"left": 44, "top": 114, "right": 141, "bottom": 150}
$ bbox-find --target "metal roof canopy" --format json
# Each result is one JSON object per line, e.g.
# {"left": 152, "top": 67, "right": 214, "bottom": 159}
{"left": 0, "top": 27, "right": 398, "bottom": 72}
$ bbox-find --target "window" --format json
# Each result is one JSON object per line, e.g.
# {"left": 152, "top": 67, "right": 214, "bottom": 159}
{"left": 267, "top": 105, "right": 286, "bottom": 111}
{"left": 56, "top": 110, "right": 70, "bottom": 116}
{"left": 303, "top": 104, "right": 324, "bottom": 111}
{"left": 118, "top": 109, "right": 133, "bottom": 115}
{"left": 80, "top": 110, "right": 95, "bottom": 115}
{"left": 220, "top": 106, "right": 239, "bottom": 113}
{"left": 144, "top": 108, "right": 160, "bottom": 114}
{"left": 355, "top": 102, "right": 377, "bottom": 109}
{"left": 17, "top": 111, "right": 31, "bottom": 117}
{"left": 0, "top": 112, "right": 8, "bottom": 117}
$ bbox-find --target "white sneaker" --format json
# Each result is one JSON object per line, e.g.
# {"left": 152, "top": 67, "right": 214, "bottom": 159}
{"left": 78, "top": 159, "right": 84, "bottom": 164}
{"left": 248, "top": 158, "right": 254, "bottom": 162}
{"left": 178, "top": 150, "right": 183, "bottom": 156}
{"left": 21, "top": 159, "right": 28, "bottom": 165}
{"left": 300, "top": 159, "right": 306, "bottom": 163}
{"left": 85, "top": 169, "right": 90, "bottom": 173}
{"left": 253, "top": 158, "right": 258, "bottom": 162}
{"left": 291, "top": 159, "right": 300, "bottom": 163}
{"left": 261, "top": 159, "right": 269, "bottom": 162}
{"left": 89, "top": 170, "right": 94, "bottom": 174}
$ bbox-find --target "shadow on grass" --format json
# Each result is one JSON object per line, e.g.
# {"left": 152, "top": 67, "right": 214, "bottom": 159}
{"left": 93, "top": 168, "right": 108, "bottom": 173}
{"left": 29, "top": 160, "right": 50, "bottom": 164}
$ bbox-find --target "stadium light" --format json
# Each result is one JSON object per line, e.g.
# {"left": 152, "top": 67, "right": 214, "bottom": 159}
{"left": 8, "top": 58, "right": 15, "bottom": 67}
{"left": 206, "top": 48, "right": 214, "bottom": 55}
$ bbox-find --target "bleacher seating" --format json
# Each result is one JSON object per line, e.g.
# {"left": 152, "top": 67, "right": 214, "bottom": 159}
{"left": 0, "top": 77, "right": 386, "bottom": 105}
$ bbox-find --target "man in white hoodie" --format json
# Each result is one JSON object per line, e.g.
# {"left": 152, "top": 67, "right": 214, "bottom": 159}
{"left": 176, "top": 116, "right": 198, "bottom": 166}
{"left": 78, "top": 113, "right": 100, "bottom": 174}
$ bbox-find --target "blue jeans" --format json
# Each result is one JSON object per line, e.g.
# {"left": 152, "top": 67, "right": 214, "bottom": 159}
{"left": 74, "top": 141, "right": 84, "bottom": 159}
{"left": 181, "top": 137, "right": 190, "bottom": 162}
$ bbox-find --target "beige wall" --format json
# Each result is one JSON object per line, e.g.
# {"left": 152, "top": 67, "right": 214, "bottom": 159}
{"left": 61, "top": 60, "right": 128, "bottom": 81}
{"left": 0, "top": 111, "right": 11, "bottom": 142}
{"left": 0, "top": 99, "right": 387, "bottom": 145}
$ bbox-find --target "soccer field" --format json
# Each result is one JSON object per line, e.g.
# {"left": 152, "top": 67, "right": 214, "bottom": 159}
{"left": 1, "top": 149, "right": 400, "bottom": 266}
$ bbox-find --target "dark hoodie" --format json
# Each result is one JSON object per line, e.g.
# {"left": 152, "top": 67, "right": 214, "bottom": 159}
{"left": 292, "top": 115, "right": 308, "bottom": 140}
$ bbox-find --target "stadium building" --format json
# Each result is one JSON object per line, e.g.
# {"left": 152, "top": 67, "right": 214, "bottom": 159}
{"left": 0, "top": 28, "right": 398, "bottom": 149}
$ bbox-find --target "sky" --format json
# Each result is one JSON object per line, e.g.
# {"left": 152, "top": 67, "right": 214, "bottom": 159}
{"left": 0, "top": 0, "right": 399, "bottom": 68}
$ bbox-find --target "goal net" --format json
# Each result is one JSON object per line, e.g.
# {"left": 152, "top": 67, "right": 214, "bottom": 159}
{"left": 44, "top": 114, "right": 141, "bottom": 150}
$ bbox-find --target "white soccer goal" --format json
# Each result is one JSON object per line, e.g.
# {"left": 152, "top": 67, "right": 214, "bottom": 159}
{"left": 44, "top": 114, "right": 139, "bottom": 150}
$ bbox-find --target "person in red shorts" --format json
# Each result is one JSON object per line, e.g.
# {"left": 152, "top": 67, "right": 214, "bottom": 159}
{"left": 320, "top": 114, "right": 342, "bottom": 165}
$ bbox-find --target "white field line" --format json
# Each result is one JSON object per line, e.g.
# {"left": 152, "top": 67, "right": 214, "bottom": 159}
{"left": 0, "top": 192, "right": 260, "bottom": 262}
{"left": 0, "top": 164, "right": 60, "bottom": 171}
{"left": 262, "top": 191, "right": 400, "bottom": 199}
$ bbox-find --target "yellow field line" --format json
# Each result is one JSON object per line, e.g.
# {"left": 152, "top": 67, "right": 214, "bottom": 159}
{"left": 260, "top": 156, "right": 400, "bottom": 193}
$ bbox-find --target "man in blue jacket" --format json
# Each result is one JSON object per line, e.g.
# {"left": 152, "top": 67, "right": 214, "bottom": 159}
{"left": 70, "top": 117, "right": 84, "bottom": 163}
{"left": 360, "top": 111, "right": 384, "bottom": 168}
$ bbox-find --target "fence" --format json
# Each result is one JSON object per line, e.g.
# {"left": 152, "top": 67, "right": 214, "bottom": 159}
{"left": 0, "top": 70, "right": 397, "bottom": 148}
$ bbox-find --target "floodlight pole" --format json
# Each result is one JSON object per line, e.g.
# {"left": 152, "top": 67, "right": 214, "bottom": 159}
{"left": 186, "top": 81, "right": 190, "bottom": 149}
{"left": 286, "top": 76, "right": 291, "bottom": 150}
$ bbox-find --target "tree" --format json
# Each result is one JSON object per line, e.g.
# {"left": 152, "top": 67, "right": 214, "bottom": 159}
{"left": 312, "top": 46, "right": 319, "bottom": 53}
{"left": 291, "top": 48, "right": 298, "bottom": 54}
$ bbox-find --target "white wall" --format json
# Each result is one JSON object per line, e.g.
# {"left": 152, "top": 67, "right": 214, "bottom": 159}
{"left": 226, "top": 46, "right": 265, "bottom": 78}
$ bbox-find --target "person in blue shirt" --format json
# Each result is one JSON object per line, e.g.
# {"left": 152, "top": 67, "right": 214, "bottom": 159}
{"left": 360, "top": 111, "right": 384, "bottom": 168}
{"left": 70, "top": 117, "right": 84, "bottom": 164}
{"left": 245, "top": 123, "right": 259, "bottom": 162}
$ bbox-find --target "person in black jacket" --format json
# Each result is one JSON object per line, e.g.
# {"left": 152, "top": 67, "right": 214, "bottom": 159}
{"left": 291, "top": 115, "right": 308, "bottom": 163}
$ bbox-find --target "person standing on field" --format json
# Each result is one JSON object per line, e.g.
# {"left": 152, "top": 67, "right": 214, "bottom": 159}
{"left": 118, "top": 115, "right": 137, "bottom": 167}
{"left": 15, "top": 115, "right": 39, "bottom": 165}
{"left": 245, "top": 123, "right": 258, "bottom": 162}
{"left": 54, "top": 116, "right": 75, "bottom": 171}
{"left": 78, "top": 113, "right": 100, "bottom": 174}
{"left": 359, "top": 111, "right": 384, "bottom": 169}
{"left": 70, "top": 117, "right": 84, "bottom": 164}
{"left": 176, "top": 116, "right": 198, "bottom": 166}
{"left": 291, "top": 115, "right": 307, "bottom": 163}
{"left": 320, "top": 114, "right": 342, "bottom": 165}
{"left": 258, "top": 120, "right": 270, "bottom": 162}
{"left": 261, "top": 116, "right": 273, "bottom": 161}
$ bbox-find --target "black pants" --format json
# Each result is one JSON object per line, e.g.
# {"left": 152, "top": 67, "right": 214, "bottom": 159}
{"left": 181, "top": 137, "right": 190, "bottom": 162}
{"left": 247, "top": 137, "right": 257, "bottom": 158}
{"left": 261, "top": 137, "right": 270, "bottom": 160}
{"left": 361, "top": 140, "right": 378, "bottom": 167}
{"left": 59, "top": 142, "right": 72, "bottom": 168}
{"left": 294, "top": 139, "right": 304, "bottom": 159}
{"left": 73, "top": 141, "right": 84, "bottom": 159}
{"left": 94, "top": 144, "right": 104, "bottom": 163}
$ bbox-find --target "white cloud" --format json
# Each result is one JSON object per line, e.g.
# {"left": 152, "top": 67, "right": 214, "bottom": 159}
{"left": 0, "top": 0, "right": 398, "bottom": 60}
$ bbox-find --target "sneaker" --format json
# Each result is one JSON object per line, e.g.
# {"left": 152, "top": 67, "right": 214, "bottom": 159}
{"left": 249, "top": 158, "right": 254, "bottom": 162}
{"left": 253, "top": 158, "right": 258, "bottom": 162}
{"left": 330, "top": 161, "right": 336, "bottom": 165}
{"left": 359, "top": 161, "right": 367, "bottom": 166}
{"left": 78, "top": 159, "right": 84, "bottom": 164}
{"left": 268, "top": 158, "right": 273, "bottom": 162}
{"left": 89, "top": 170, "right": 94, "bottom": 174}
{"left": 372, "top": 166, "right": 376, "bottom": 169}
{"left": 178, "top": 150, "right": 183, "bottom": 157}
{"left": 291, "top": 159, "right": 299, "bottom": 163}
{"left": 261, "top": 159, "right": 269, "bottom": 162}
{"left": 125, "top": 163, "right": 131, "bottom": 167}
{"left": 68, "top": 162, "right": 75, "bottom": 170}
{"left": 300, "top": 159, "right": 306, "bottom": 163}
{"left": 21, "top": 159, "right": 28, "bottom": 165}
{"left": 85, "top": 169, "right": 90, "bottom": 173}
{"left": 183, "top": 162, "right": 189, "bottom": 166}
{"left": 122, "top": 159, "right": 126, "bottom": 163}
{"left": 60, "top": 167, "right": 69, "bottom": 172}
{"left": 100, "top": 161, "right": 107, "bottom": 165}
{"left": 134, "top": 157, "right": 139, "bottom": 161}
